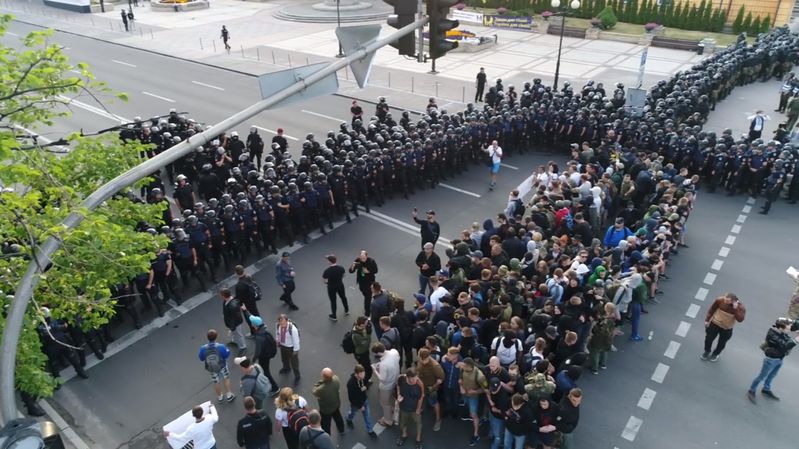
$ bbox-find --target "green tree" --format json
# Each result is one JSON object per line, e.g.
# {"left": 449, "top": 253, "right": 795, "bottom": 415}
{"left": 597, "top": 5, "right": 618, "bottom": 28}
{"left": 760, "top": 14, "right": 770, "bottom": 32}
{"left": 701, "top": 1, "right": 713, "bottom": 30}
{"left": 668, "top": 2, "right": 682, "bottom": 27}
{"left": 741, "top": 11, "right": 752, "bottom": 35}
{"left": 0, "top": 14, "right": 165, "bottom": 399}
{"left": 731, "top": 5, "right": 745, "bottom": 33}
{"left": 749, "top": 15, "right": 761, "bottom": 35}
{"left": 695, "top": 0, "right": 706, "bottom": 29}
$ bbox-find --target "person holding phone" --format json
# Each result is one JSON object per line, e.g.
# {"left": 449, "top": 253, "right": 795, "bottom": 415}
{"left": 483, "top": 140, "right": 503, "bottom": 190}
{"left": 701, "top": 292, "right": 746, "bottom": 362}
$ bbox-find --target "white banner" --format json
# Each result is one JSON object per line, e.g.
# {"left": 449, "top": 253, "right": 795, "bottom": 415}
{"left": 163, "top": 401, "right": 213, "bottom": 449}
{"left": 450, "top": 10, "right": 484, "bottom": 24}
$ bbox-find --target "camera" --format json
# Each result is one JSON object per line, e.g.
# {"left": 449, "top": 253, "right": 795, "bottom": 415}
{"left": 776, "top": 317, "right": 799, "bottom": 331}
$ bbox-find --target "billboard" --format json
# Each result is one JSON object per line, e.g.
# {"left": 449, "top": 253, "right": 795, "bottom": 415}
{"left": 482, "top": 15, "right": 534, "bottom": 31}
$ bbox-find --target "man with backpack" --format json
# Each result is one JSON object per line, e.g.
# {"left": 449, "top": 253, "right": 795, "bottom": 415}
{"left": 236, "top": 396, "right": 272, "bottom": 449}
{"left": 235, "top": 357, "right": 274, "bottom": 409}
{"left": 344, "top": 317, "right": 373, "bottom": 381}
{"left": 249, "top": 315, "right": 279, "bottom": 395}
{"left": 198, "top": 328, "right": 236, "bottom": 403}
{"left": 276, "top": 314, "right": 302, "bottom": 384}
{"left": 297, "top": 410, "right": 335, "bottom": 449}
{"left": 221, "top": 288, "right": 247, "bottom": 356}
{"left": 378, "top": 316, "right": 401, "bottom": 352}
{"left": 235, "top": 265, "right": 262, "bottom": 335}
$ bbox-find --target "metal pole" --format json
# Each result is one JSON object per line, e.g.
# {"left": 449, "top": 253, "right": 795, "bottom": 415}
{"left": 0, "top": 18, "right": 428, "bottom": 424}
{"left": 241, "top": 45, "right": 245, "bottom": 57}
{"left": 553, "top": 13, "right": 566, "bottom": 91}
{"left": 388, "top": 71, "right": 391, "bottom": 88}
{"left": 417, "top": 0, "right": 424, "bottom": 62}
{"left": 288, "top": 53, "right": 292, "bottom": 67}
{"left": 411, "top": 76, "right": 414, "bottom": 92}
{"left": 462, "top": 85, "right": 465, "bottom": 103}
{"left": 257, "top": 47, "right": 261, "bottom": 60}
{"left": 430, "top": 57, "right": 437, "bottom": 74}
{"left": 336, "top": 0, "right": 344, "bottom": 57}
{"left": 272, "top": 50, "right": 276, "bottom": 64}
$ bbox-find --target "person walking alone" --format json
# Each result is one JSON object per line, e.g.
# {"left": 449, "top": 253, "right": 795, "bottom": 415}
{"left": 484, "top": 140, "right": 503, "bottom": 191}
{"left": 411, "top": 209, "right": 441, "bottom": 249}
{"left": 349, "top": 250, "right": 378, "bottom": 315}
{"left": 221, "top": 25, "right": 231, "bottom": 51}
{"left": 701, "top": 293, "right": 746, "bottom": 362}
{"left": 121, "top": 9, "right": 129, "bottom": 32}
{"left": 747, "top": 318, "right": 799, "bottom": 403}
{"left": 276, "top": 252, "right": 299, "bottom": 311}
{"left": 475, "top": 67, "right": 487, "bottom": 102}
{"left": 322, "top": 254, "right": 349, "bottom": 321}
{"left": 221, "top": 288, "right": 247, "bottom": 356}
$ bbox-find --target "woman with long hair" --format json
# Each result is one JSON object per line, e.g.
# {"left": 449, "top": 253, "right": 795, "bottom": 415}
{"left": 274, "top": 387, "right": 307, "bottom": 449}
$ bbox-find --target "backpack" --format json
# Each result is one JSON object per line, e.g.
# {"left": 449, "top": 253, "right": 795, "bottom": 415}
{"left": 258, "top": 329, "right": 278, "bottom": 360}
{"left": 288, "top": 408, "right": 310, "bottom": 433}
{"left": 471, "top": 343, "right": 490, "bottom": 365}
{"left": 379, "top": 328, "right": 400, "bottom": 350}
{"left": 513, "top": 199, "right": 526, "bottom": 218}
{"left": 302, "top": 429, "right": 324, "bottom": 449}
{"left": 203, "top": 343, "right": 224, "bottom": 373}
{"left": 341, "top": 330, "right": 356, "bottom": 354}
{"left": 243, "top": 277, "right": 262, "bottom": 301}
{"left": 243, "top": 366, "right": 273, "bottom": 401}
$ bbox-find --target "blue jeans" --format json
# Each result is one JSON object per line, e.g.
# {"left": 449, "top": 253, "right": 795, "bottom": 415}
{"left": 418, "top": 274, "right": 431, "bottom": 295}
{"left": 504, "top": 430, "right": 525, "bottom": 449}
{"left": 630, "top": 302, "right": 642, "bottom": 338}
{"left": 749, "top": 356, "right": 783, "bottom": 392}
{"left": 346, "top": 400, "right": 374, "bottom": 433}
{"left": 489, "top": 415, "right": 505, "bottom": 449}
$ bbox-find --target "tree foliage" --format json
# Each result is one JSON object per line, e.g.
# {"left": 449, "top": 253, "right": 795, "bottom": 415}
{"left": 597, "top": 5, "right": 618, "bottom": 28}
{"left": 0, "top": 14, "right": 165, "bottom": 398}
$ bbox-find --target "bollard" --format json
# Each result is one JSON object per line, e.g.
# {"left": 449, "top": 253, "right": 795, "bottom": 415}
{"left": 200, "top": 38, "right": 203, "bottom": 49}
{"left": 435, "top": 82, "right": 439, "bottom": 97}
{"left": 256, "top": 47, "right": 260, "bottom": 60}
{"left": 272, "top": 50, "right": 276, "bottom": 64}
{"left": 411, "top": 76, "right": 414, "bottom": 93}
{"left": 388, "top": 72, "right": 391, "bottom": 88}
{"left": 306, "top": 56, "right": 309, "bottom": 65}
{"left": 241, "top": 45, "right": 244, "bottom": 57}
{"left": 345, "top": 67, "right": 349, "bottom": 80}
{"left": 150, "top": 29, "right": 154, "bottom": 39}
{"left": 462, "top": 86, "right": 465, "bottom": 103}
{"left": 212, "top": 40, "right": 216, "bottom": 52}
{"left": 288, "top": 54, "right": 292, "bottom": 67}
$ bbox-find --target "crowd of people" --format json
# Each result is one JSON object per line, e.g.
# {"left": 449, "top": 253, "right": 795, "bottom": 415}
{"left": 25, "top": 25, "right": 799, "bottom": 449}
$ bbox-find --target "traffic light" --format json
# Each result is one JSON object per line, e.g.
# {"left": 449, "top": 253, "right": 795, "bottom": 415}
{"left": 427, "top": 0, "right": 459, "bottom": 59}
{"left": 384, "top": 0, "right": 416, "bottom": 56}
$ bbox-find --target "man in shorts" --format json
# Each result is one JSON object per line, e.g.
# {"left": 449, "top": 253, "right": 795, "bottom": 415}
{"left": 484, "top": 140, "right": 503, "bottom": 190}
{"left": 396, "top": 367, "right": 425, "bottom": 449}
{"left": 199, "top": 328, "right": 236, "bottom": 403}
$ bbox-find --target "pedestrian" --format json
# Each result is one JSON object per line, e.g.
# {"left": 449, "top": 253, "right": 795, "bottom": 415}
{"left": 127, "top": 8, "right": 135, "bottom": 30}
{"left": 503, "top": 393, "right": 530, "bottom": 449}
{"left": 346, "top": 364, "right": 378, "bottom": 438}
{"left": 556, "top": 388, "right": 581, "bottom": 449}
{"left": 276, "top": 314, "right": 301, "bottom": 384}
{"left": 221, "top": 25, "right": 231, "bottom": 51}
{"left": 274, "top": 387, "right": 307, "bottom": 449}
{"left": 163, "top": 404, "right": 218, "bottom": 449}
{"left": 530, "top": 397, "right": 559, "bottom": 449}
{"left": 475, "top": 67, "right": 487, "bottom": 102}
{"left": 787, "top": 93, "right": 799, "bottom": 129}
{"left": 458, "top": 357, "right": 487, "bottom": 446}
{"left": 298, "top": 410, "right": 336, "bottom": 449}
{"left": 234, "top": 356, "right": 274, "bottom": 410}
{"left": 776, "top": 73, "right": 795, "bottom": 113}
{"left": 746, "top": 318, "right": 799, "bottom": 403}
{"left": 312, "top": 368, "right": 346, "bottom": 436}
{"left": 275, "top": 252, "right": 299, "bottom": 310}
{"left": 484, "top": 140, "right": 503, "bottom": 190}
{"left": 350, "top": 100, "right": 363, "bottom": 127}
{"left": 395, "top": 367, "right": 425, "bottom": 449}
{"left": 236, "top": 396, "right": 272, "bottom": 449}
{"left": 198, "top": 329, "right": 236, "bottom": 403}
{"left": 701, "top": 293, "right": 746, "bottom": 362}
{"left": 370, "top": 284, "right": 391, "bottom": 339}
{"left": 322, "top": 254, "right": 349, "bottom": 321}
{"left": 414, "top": 243, "right": 441, "bottom": 295}
{"left": 235, "top": 265, "right": 261, "bottom": 334}
{"left": 747, "top": 110, "right": 770, "bottom": 140}
{"left": 415, "top": 348, "right": 444, "bottom": 433}
{"left": 411, "top": 209, "right": 441, "bottom": 249}
{"left": 372, "top": 342, "right": 400, "bottom": 427}
{"left": 485, "top": 376, "right": 510, "bottom": 449}
{"left": 587, "top": 302, "right": 615, "bottom": 374}
{"left": 349, "top": 250, "right": 378, "bottom": 315}
{"left": 221, "top": 288, "right": 247, "bottom": 356}
{"left": 121, "top": 9, "right": 129, "bottom": 32}
{"left": 249, "top": 315, "right": 279, "bottom": 397}
{"left": 351, "top": 316, "right": 373, "bottom": 381}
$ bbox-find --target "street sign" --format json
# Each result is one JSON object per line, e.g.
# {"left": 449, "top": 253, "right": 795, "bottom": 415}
{"left": 625, "top": 87, "right": 647, "bottom": 117}
{"left": 336, "top": 24, "right": 382, "bottom": 88}
{"left": 637, "top": 46, "right": 648, "bottom": 88}
{"left": 256, "top": 63, "right": 339, "bottom": 109}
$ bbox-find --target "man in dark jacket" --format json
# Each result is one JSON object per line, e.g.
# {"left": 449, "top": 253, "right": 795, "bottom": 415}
{"left": 346, "top": 365, "right": 378, "bottom": 438}
{"left": 248, "top": 315, "right": 278, "bottom": 395}
{"left": 370, "top": 284, "right": 391, "bottom": 339}
{"left": 350, "top": 250, "right": 378, "bottom": 315}
{"left": 235, "top": 265, "right": 261, "bottom": 334}
{"left": 237, "top": 396, "right": 272, "bottom": 449}
{"left": 557, "top": 388, "right": 581, "bottom": 449}
{"left": 412, "top": 209, "right": 441, "bottom": 248}
{"left": 747, "top": 318, "right": 799, "bottom": 403}
{"left": 221, "top": 288, "right": 247, "bottom": 356}
{"left": 415, "top": 243, "right": 442, "bottom": 295}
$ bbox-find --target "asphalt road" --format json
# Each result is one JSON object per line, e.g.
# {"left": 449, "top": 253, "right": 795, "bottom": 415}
{"left": 4, "top": 20, "right": 798, "bottom": 449}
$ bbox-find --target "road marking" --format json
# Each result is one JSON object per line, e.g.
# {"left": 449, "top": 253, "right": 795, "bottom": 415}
{"left": 621, "top": 415, "right": 643, "bottom": 442}
{"left": 694, "top": 287, "right": 708, "bottom": 301}
{"left": 142, "top": 91, "right": 176, "bottom": 103}
{"left": 439, "top": 183, "right": 481, "bottom": 198}
{"left": 6, "top": 31, "right": 19, "bottom": 36}
{"left": 637, "top": 388, "right": 657, "bottom": 411}
{"left": 741, "top": 205, "right": 752, "bottom": 214}
{"left": 686, "top": 304, "right": 700, "bottom": 318}
{"left": 675, "top": 321, "right": 691, "bottom": 337}
{"left": 651, "top": 362, "right": 669, "bottom": 384}
{"left": 718, "top": 246, "right": 730, "bottom": 257}
{"left": 664, "top": 340, "right": 681, "bottom": 359}
{"left": 56, "top": 95, "right": 130, "bottom": 123}
{"left": 361, "top": 210, "right": 453, "bottom": 249}
{"left": 731, "top": 224, "right": 741, "bottom": 234}
{"left": 365, "top": 209, "right": 453, "bottom": 245}
{"left": 736, "top": 215, "right": 747, "bottom": 224}
{"left": 191, "top": 80, "right": 225, "bottom": 91}
{"left": 703, "top": 272, "right": 716, "bottom": 286}
{"left": 373, "top": 423, "right": 386, "bottom": 436}
{"left": 500, "top": 163, "right": 519, "bottom": 170}
{"left": 746, "top": 197, "right": 756, "bottom": 205}
{"left": 251, "top": 125, "right": 299, "bottom": 141}
{"left": 352, "top": 443, "right": 366, "bottom": 449}
{"left": 302, "top": 109, "right": 346, "bottom": 123}
{"left": 711, "top": 259, "right": 724, "bottom": 271}
{"left": 725, "top": 235, "right": 737, "bottom": 245}
{"left": 111, "top": 59, "right": 137, "bottom": 68}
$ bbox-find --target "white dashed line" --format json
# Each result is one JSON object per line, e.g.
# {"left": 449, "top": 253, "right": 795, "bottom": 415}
{"left": 741, "top": 205, "right": 752, "bottom": 214}
{"left": 718, "top": 247, "right": 730, "bottom": 257}
{"left": 746, "top": 197, "right": 756, "bottom": 205}
{"left": 664, "top": 340, "right": 681, "bottom": 359}
{"left": 111, "top": 59, "right": 137, "bottom": 68}
{"left": 373, "top": 423, "right": 386, "bottom": 436}
{"left": 651, "top": 362, "right": 670, "bottom": 383}
{"left": 352, "top": 443, "right": 367, "bottom": 449}
{"left": 686, "top": 304, "right": 701, "bottom": 318}
{"left": 725, "top": 235, "right": 737, "bottom": 245}
{"left": 736, "top": 215, "right": 747, "bottom": 224}
{"left": 6, "top": 31, "right": 19, "bottom": 36}
{"left": 637, "top": 388, "right": 657, "bottom": 410}
{"left": 191, "top": 80, "right": 225, "bottom": 91}
{"left": 731, "top": 224, "right": 741, "bottom": 234}
{"left": 703, "top": 273, "right": 717, "bottom": 286}
{"left": 695, "top": 287, "right": 709, "bottom": 301}
{"left": 500, "top": 163, "right": 519, "bottom": 170}
{"left": 439, "top": 183, "right": 482, "bottom": 198}
{"left": 711, "top": 259, "right": 724, "bottom": 271}
{"left": 621, "top": 416, "right": 643, "bottom": 442}
{"left": 251, "top": 125, "right": 299, "bottom": 141}
{"left": 675, "top": 321, "right": 691, "bottom": 337}
{"left": 142, "top": 91, "right": 176, "bottom": 103}
{"left": 302, "top": 109, "right": 346, "bottom": 122}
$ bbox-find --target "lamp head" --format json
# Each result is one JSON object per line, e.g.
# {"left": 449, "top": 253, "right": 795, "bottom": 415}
{"left": 570, "top": 0, "right": 580, "bottom": 8}
{"left": 550, "top": 0, "right": 560, "bottom": 7}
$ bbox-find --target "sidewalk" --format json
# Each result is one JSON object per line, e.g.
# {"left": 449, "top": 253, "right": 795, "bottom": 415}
{"left": 2, "top": 0, "right": 704, "bottom": 110}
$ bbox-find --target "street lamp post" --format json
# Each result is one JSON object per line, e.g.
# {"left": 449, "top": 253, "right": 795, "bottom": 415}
{"left": 551, "top": 0, "right": 580, "bottom": 91}
{"left": 336, "top": 0, "right": 345, "bottom": 57}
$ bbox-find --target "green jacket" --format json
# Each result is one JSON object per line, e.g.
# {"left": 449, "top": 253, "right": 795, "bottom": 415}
{"left": 587, "top": 317, "right": 615, "bottom": 352}
{"left": 312, "top": 375, "right": 342, "bottom": 414}
{"left": 631, "top": 283, "right": 648, "bottom": 305}
{"left": 352, "top": 326, "right": 372, "bottom": 355}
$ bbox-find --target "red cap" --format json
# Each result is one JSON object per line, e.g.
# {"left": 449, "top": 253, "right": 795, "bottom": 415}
{"left": 277, "top": 128, "right": 284, "bottom": 133}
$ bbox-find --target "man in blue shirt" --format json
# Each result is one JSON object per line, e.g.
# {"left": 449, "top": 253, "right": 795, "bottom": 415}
{"left": 275, "top": 252, "right": 299, "bottom": 310}
{"left": 199, "top": 329, "right": 236, "bottom": 403}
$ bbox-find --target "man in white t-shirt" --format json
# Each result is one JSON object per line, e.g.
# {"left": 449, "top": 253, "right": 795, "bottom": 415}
{"left": 164, "top": 404, "right": 219, "bottom": 449}
{"left": 484, "top": 140, "right": 503, "bottom": 190}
